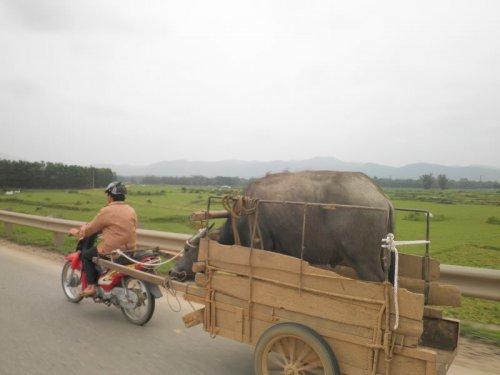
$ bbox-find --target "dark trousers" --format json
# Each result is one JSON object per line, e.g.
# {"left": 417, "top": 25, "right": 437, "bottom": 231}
{"left": 82, "top": 246, "right": 99, "bottom": 284}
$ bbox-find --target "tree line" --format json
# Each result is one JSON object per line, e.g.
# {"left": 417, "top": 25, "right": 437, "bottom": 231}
{"left": 122, "top": 175, "right": 251, "bottom": 187}
{"left": 1, "top": 160, "right": 497, "bottom": 190}
{"left": 0, "top": 159, "right": 116, "bottom": 189}
{"left": 373, "top": 174, "right": 500, "bottom": 189}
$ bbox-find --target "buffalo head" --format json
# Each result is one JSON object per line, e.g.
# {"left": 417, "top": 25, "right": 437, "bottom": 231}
{"left": 169, "top": 224, "right": 213, "bottom": 280}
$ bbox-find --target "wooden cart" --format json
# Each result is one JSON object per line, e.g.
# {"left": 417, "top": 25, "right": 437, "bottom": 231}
{"left": 98, "top": 202, "right": 460, "bottom": 375}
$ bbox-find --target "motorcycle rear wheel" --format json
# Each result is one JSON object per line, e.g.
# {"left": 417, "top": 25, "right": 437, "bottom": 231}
{"left": 61, "top": 260, "right": 83, "bottom": 303}
{"left": 120, "top": 277, "right": 155, "bottom": 326}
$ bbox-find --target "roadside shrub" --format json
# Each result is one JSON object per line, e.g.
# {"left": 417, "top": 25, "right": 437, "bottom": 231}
{"left": 403, "top": 212, "right": 447, "bottom": 222}
{"left": 438, "top": 198, "right": 454, "bottom": 204}
{"left": 486, "top": 216, "right": 500, "bottom": 225}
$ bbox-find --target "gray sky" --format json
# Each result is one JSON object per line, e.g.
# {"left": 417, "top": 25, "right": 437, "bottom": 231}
{"left": 0, "top": 0, "right": 499, "bottom": 167}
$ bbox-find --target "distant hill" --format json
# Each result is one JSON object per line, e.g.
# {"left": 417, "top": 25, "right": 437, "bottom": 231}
{"left": 102, "top": 157, "right": 500, "bottom": 181}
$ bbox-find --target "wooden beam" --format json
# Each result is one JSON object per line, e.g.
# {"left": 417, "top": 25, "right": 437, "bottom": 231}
{"left": 96, "top": 259, "right": 165, "bottom": 285}
{"left": 190, "top": 210, "right": 229, "bottom": 222}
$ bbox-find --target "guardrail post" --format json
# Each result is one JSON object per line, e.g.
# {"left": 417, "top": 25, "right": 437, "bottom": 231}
{"left": 4, "top": 222, "right": 14, "bottom": 238}
{"left": 53, "top": 232, "right": 65, "bottom": 248}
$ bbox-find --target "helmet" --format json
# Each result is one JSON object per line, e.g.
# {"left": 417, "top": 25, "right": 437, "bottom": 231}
{"left": 105, "top": 181, "right": 127, "bottom": 196}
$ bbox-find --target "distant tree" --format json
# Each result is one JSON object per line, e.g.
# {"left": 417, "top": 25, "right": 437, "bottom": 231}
{"left": 420, "top": 174, "right": 435, "bottom": 189}
{"left": 437, "top": 174, "right": 449, "bottom": 190}
{"left": 0, "top": 159, "right": 115, "bottom": 189}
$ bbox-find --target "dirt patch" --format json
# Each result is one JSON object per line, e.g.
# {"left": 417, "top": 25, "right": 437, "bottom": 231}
{"left": 452, "top": 337, "right": 500, "bottom": 374}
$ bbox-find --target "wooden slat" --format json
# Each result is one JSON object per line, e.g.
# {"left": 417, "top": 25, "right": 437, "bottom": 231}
{"left": 190, "top": 210, "right": 229, "bottom": 221}
{"left": 96, "top": 259, "right": 165, "bottom": 285}
{"left": 424, "top": 306, "right": 443, "bottom": 319}
{"left": 333, "top": 256, "right": 440, "bottom": 282}
{"left": 182, "top": 308, "right": 204, "bottom": 328}
{"left": 199, "top": 240, "right": 424, "bottom": 321}
{"left": 211, "top": 272, "right": 423, "bottom": 338}
{"left": 332, "top": 267, "right": 460, "bottom": 307}
{"left": 194, "top": 272, "right": 208, "bottom": 286}
{"left": 399, "top": 278, "right": 461, "bottom": 307}
{"left": 398, "top": 253, "right": 440, "bottom": 281}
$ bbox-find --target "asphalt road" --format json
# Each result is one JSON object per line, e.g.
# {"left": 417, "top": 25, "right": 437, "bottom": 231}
{"left": 0, "top": 241, "right": 498, "bottom": 375}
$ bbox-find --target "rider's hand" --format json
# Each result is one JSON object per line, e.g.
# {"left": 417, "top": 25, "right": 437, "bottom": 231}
{"left": 68, "top": 228, "right": 80, "bottom": 237}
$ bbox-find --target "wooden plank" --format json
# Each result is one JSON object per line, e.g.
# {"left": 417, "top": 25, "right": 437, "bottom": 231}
{"left": 210, "top": 292, "right": 427, "bottom": 375}
{"left": 200, "top": 240, "right": 424, "bottom": 321}
{"left": 168, "top": 279, "right": 206, "bottom": 299}
{"left": 210, "top": 272, "right": 423, "bottom": 337}
{"left": 323, "top": 337, "right": 369, "bottom": 370}
{"left": 190, "top": 210, "right": 229, "bottom": 221}
{"left": 192, "top": 262, "right": 206, "bottom": 273}
{"left": 211, "top": 292, "right": 422, "bottom": 348}
{"left": 252, "top": 302, "right": 375, "bottom": 342}
{"left": 428, "top": 283, "right": 461, "bottom": 307}
{"left": 182, "top": 308, "right": 204, "bottom": 328}
{"left": 234, "top": 307, "right": 244, "bottom": 342}
{"left": 398, "top": 253, "right": 440, "bottom": 281}
{"left": 398, "top": 278, "right": 460, "bottom": 307}
{"left": 96, "top": 259, "right": 165, "bottom": 285}
{"left": 424, "top": 306, "right": 443, "bottom": 319}
{"left": 194, "top": 272, "right": 208, "bottom": 286}
{"left": 376, "top": 352, "right": 427, "bottom": 375}
{"left": 334, "top": 255, "right": 440, "bottom": 282}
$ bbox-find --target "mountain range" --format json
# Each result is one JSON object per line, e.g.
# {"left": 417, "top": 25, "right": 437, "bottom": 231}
{"left": 100, "top": 157, "right": 500, "bottom": 181}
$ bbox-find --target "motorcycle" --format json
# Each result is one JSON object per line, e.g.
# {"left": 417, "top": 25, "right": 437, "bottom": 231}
{"left": 61, "top": 233, "right": 162, "bottom": 325}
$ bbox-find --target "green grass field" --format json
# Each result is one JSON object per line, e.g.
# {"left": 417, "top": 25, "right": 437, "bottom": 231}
{"left": 0, "top": 186, "right": 499, "bottom": 340}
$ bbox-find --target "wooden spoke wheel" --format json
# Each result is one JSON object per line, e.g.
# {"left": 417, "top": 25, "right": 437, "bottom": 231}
{"left": 254, "top": 323, "right": 340, "bottom": 375}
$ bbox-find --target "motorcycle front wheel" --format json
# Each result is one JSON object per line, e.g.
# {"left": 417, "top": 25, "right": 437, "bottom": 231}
{"left": 61, "top": 260, "right": 83, "bottom": 303}
{"left": 120, "top": 277, "right": 155, "bottom": 326}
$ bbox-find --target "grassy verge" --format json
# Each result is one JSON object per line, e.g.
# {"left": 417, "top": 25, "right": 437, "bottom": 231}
{"left": 460, "top": 322, "right": 500, "bottom": 346}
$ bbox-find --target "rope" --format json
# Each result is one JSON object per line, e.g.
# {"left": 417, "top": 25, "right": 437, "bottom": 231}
{"left": 222, "top": 195, "right": 261, "bottom": 246}
{"left": 222, "top": 195, "right": 259, "bottom": 217}
{"left": 113, "top": 248, "right": 184, "bottom": 268}
{"left": 161, "top": 278, "right": 182, "bottom": 312}
{"left": 382, "top": 233, "right": 399, "bottom": 331}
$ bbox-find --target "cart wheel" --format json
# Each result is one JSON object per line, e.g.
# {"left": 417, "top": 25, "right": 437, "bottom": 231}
{"left": 254, "top": 323, "right": 340, "bottom": 375}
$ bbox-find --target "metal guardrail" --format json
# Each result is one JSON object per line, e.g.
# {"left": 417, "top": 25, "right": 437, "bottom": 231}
{"left": 0, "top": 210, "right": 190, "bottom": 255}
{"left": 439, "top": 265, "right": 499, "bottom": 301}
{"left": 0, "top": 209, "right": 498, "bottom": 301}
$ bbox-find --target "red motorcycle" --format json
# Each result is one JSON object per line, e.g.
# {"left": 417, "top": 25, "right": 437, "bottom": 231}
{"left": 61, "top": 234, "right": 162, "bottom": 325}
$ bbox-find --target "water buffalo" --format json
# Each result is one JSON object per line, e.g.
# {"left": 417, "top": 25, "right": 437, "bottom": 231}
{"left": 170, "top": 171, "right": 394, "bottom": 282}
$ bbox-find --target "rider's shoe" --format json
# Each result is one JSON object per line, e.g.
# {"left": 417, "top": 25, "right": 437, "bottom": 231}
{"left": 80, "top": 285, "right": 96, "bottom": 297}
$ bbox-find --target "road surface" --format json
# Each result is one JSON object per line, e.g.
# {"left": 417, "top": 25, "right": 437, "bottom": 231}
{"left": 0, "top": 239, "right": 498, "bottom": 374}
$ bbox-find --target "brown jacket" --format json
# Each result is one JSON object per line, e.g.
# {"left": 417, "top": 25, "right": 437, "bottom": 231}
{"left": 79, "top": 202, "right": 137, "bottom": 253}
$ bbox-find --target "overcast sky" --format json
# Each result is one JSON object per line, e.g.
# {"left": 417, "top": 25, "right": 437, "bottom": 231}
{"left": 0, "top": 0, "right": 499, "bottom": 167}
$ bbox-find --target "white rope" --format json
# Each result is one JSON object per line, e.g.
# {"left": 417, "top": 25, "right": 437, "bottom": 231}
{"left": 113, "top": 248, "right": 184, "bottom": 268}
{"left": 392, "top": 240, "right": 430, "bottom": 246}
{"left": 381, "top": 233, "right": 432, "bottom": 330}
{"left": 382, "top": 233, "right": 399, "bottom": 331}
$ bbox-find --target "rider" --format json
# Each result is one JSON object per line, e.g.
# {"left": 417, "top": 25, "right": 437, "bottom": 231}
{"left": 68, "top": 181, "right": 138, "bottom": 297}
